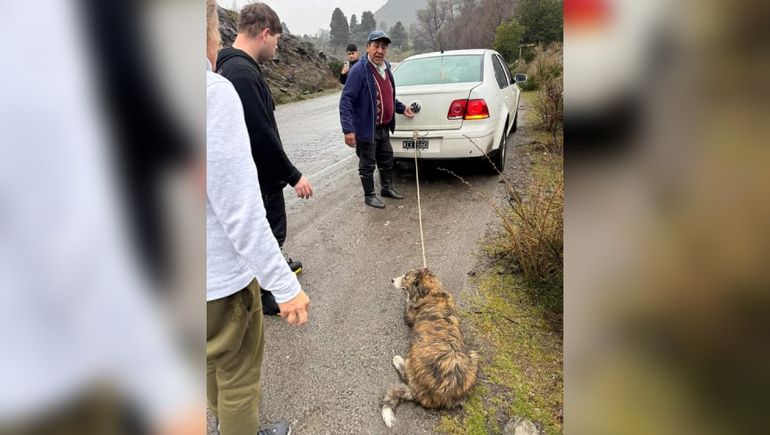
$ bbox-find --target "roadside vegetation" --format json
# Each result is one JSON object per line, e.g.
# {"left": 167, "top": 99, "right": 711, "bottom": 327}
{"left": 513, "top": 43, "right": 563, "bottom": 150}
{"left": 437, "top": 45, "right": 563, "bottom": 434}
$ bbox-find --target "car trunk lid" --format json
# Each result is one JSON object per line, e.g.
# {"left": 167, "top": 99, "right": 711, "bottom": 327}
{"left": 394, "top": 83, "right": 481, "bottom": 131}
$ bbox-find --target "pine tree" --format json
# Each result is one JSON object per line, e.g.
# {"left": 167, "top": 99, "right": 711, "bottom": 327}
{"left": 349, "top": 14, "right": 358, "bottom": 35}
{"left": 389, "top": 21, "right": 408, "bottom": 49}
{"left": 359, "top": 11, "right": 377, "bottom": 37}
{"left": 330, "top": 8, "right": 350, "bottom": 48}
{"left": 517, "top": 0, "right": 563, "bottom": 44}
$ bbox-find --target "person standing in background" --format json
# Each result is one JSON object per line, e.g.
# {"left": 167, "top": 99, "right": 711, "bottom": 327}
{"left": 339, "top": 43, "right": 359, "bottom": 85}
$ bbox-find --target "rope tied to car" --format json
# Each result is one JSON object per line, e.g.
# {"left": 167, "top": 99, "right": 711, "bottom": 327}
{"left": 412, "top": 129, "right": 427, "bottom": 269}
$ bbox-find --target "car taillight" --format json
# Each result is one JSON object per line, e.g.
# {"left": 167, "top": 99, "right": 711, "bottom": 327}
{"left": 447, "top": 99, "right": 466, "bottom": 120}
{"left": 447, "top": 98, "right": 489, "bottom": 120}
{"left": 565, "top": 0, "right": 611, "bottom": 30}
{"left": 464, "top": 99, "right": 489, "bottom": 120}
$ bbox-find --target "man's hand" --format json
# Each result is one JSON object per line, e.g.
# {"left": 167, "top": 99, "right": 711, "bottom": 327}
{"left": 278, "top": 290, "right": 310, "bottom": 326}
{"left": 344, "top": 132, "right": 356, "bottom": 147}
{"left": 341, "top": 64, "right": 350, "bottom": 75}
{"left": 157, "top": 406, "right": 206, "bottom": 435}
{"left": 293, "top": 175, "right": 313, "bottom": 199}
{"left": 403, "top": 107, "right": 415, "bottom": 118}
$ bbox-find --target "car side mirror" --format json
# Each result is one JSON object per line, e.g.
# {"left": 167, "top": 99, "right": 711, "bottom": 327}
{"left": 515, "top": 73, "right": 527, "bottom": 83}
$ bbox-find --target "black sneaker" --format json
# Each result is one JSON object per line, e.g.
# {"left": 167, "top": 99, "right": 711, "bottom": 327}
{"left": 287, "top": 258, "right": 302, "bottom": 275}
{"left": 258, "top": 420, "right": 291, "bottom": 435}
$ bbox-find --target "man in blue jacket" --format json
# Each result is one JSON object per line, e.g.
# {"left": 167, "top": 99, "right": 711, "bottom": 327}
{"left": 339, "top": 31, "right": 415, "bottom": 209}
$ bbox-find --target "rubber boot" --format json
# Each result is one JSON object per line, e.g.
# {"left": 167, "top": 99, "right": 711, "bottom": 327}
{"left": 361, "top": 176, "right": 385, "bottom": 208}
{"left": 380, "top": 170, "right": 403, "bottom": 199}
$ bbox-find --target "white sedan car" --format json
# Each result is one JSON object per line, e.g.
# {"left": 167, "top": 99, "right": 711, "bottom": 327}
{"left": 390, "top": 49, "right": 525, "bottom": 171}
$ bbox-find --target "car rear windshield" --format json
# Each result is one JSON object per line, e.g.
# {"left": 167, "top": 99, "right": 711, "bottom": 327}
{"left": 393, "top": 55, "right": 483, "bottom": 86}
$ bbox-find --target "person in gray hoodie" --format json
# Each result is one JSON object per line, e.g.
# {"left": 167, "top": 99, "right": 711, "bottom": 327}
{"left": 206, "top": 1, "right": 309, "bottom": 434}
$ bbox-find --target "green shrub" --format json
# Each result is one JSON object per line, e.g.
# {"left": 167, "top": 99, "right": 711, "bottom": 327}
{"left": 493, "top": 19, "right": 525, "bottom": 62}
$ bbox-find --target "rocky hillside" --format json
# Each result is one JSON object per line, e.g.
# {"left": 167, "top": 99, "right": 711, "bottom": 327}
{"left": 217, "top": 6, "right": 342, "bottom": 104}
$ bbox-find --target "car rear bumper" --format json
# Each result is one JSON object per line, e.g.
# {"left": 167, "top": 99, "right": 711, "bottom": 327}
{"left": 390, "top": 126, "right": 497, "bottom": 159}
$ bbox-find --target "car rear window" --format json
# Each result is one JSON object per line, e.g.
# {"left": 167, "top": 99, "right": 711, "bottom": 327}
{"left": 393, "top": 55, "right": 483, "bottom": 86}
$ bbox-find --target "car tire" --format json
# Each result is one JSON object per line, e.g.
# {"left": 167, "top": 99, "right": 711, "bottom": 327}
{"left": 489, "top": 122, "right": 508, "bottom": 173}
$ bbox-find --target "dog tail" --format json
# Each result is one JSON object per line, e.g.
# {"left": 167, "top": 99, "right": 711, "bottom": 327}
{"left": 381, "top": 383, "right": 414, "bottom": 428}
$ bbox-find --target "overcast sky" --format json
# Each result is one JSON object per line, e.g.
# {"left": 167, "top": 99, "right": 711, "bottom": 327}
{"left": 217, "top": 0, "right": 388, "bottom": 37}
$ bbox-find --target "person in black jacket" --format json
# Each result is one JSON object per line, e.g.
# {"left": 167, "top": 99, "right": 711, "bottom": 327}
{"left": 216, "top": 2, "right": 313, "bottom": 316}
{"left": 339, "top": 43, "right": 360, "bottom": 85}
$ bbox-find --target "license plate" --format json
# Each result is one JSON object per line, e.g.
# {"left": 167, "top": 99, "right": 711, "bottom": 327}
{"left": 402, "top": 139, "right": 429, "bottom": 150}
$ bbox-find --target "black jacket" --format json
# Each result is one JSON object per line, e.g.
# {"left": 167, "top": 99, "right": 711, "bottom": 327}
{"left": 338, "top": 58, "right": 359, "bottom": 85}
{"left": 216, "top": 48, "right": 301, "bottom": 194}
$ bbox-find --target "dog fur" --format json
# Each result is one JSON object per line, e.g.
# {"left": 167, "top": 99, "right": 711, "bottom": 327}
{"left": 381, "top": 268, "right": 479, "bottom": 428}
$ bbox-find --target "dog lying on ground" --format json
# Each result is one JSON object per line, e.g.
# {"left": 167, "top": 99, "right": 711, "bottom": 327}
{"left": 381, "top": 268, "right": 479, "bottom": 428}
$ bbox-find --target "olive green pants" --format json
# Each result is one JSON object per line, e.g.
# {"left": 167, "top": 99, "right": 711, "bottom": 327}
{"left": 1, "top": 390, "right": 126, "bottom": 435}
{"left": 207, "top": 279, "right": 264, "bottom": 435}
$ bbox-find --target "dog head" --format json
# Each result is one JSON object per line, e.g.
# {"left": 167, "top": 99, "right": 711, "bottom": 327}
{"left": 392, "top": 268, "right": 440, "bottom": 302}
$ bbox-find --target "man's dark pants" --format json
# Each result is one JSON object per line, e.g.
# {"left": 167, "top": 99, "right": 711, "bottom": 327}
{"left": 260, "top": 190, "right": 287, "bottom": 314}
{"left": 261, "top": 190, "right": 287, "bottom": 247}
{"left": 356, "top": 126, "right": 394, "bottom": 184}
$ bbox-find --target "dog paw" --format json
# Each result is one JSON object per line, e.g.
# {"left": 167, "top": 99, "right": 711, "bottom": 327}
{"left": 392, "top": 355, "right": 405, "bottom": 370}
{"left": 392, "top": 275, "right": 404, "bottom": 289}
{"left": 382, "top": 407, "right": 396, "bottom": 428}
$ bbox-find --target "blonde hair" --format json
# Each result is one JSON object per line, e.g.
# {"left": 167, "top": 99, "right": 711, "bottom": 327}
{"left": 206, "top": 0, "right": 220, "bottom": 50}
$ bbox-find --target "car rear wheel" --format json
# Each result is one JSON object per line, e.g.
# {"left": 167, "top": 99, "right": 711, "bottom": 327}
{"left": 489, "top": 122, "right": 508, "bottom": 173}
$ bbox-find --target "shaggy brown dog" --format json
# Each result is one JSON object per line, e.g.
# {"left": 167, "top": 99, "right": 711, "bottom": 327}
{"left": 381, "top": 268, "right": 479, "bottom": 428}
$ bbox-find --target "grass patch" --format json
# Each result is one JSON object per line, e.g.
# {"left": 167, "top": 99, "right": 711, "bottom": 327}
{"left": 437, "top": 268, "right": 563, "bottom": 434}
{"left": 435, "top": 385, "right": 489, "bottom": 434}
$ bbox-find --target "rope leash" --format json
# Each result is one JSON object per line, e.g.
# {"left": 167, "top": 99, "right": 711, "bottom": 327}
{"left": 412, "top": 129, "right": 427, "bottom": 269}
